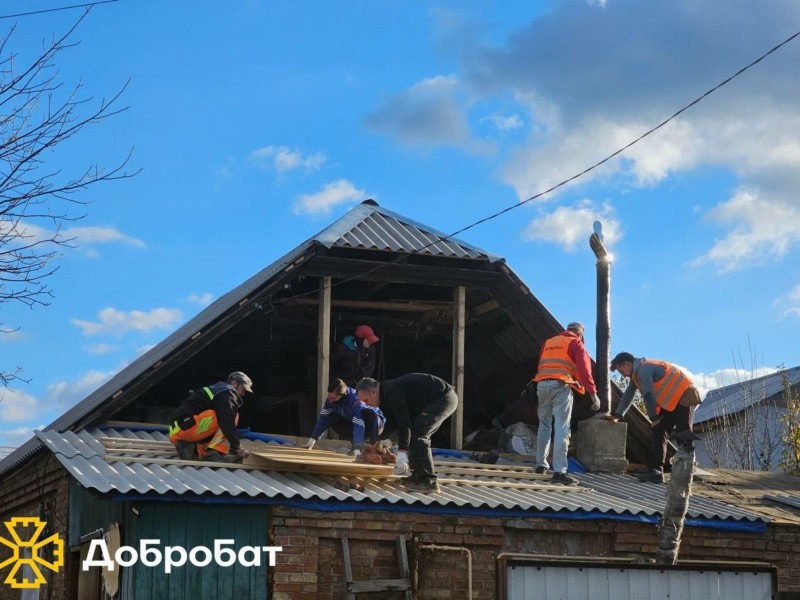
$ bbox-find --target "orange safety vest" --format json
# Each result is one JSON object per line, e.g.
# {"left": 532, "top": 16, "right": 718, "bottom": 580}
{"left": 633, "top": 360, "right": 693, "bottom": 414}
{"left": 533, "top": 334, "right": 585, "bottom": 394}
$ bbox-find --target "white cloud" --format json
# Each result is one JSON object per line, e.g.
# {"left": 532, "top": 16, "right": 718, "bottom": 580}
{"left": 187, "top": 292, "right": 214, "bottom": 307}
{"left": 522, "top": 200, "right": 621, "bottom": 252}
{"left": 0, "top": 387, "right": 39, "bottom": 422}
{"left": 63, "top": 226, "right": 146, "bottom": 249}
{"left": 687, "top": 366, "right": 779, "bottom": 401}
{"left": 250, "top": 145, "right": 327, "bottom": 173}
{"left": 453, "top": 0, "right": 800, "bottom": 267}
{"left": 87, "top": 343, "right": 120, "bottom": 356}
{"left": 482, "top": 113, "right": 523, "bottom": 131}
{"left": 293, "top": 179, "right": 367, "bottom": 216}
{"left": 690, "top": 190, "right": 800, "bottom": 271}
{"left": 43, "top": 369, "right": 117, "bottom": 413}
{"left": 0, "top": 329, "right": 24, "bottom": 343}
{"left": 773, "top": 283, "right": 800, "bottom": 319}
{"left": 0, "top": 426, "right": 44, "bottom": 453}
{"left": 71, "top": 306, "right": 183, "bottom": 336}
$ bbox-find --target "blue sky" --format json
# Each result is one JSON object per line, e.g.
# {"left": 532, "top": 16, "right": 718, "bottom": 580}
{"left": 2, "top": 0, "right": 800, "bottom": 452}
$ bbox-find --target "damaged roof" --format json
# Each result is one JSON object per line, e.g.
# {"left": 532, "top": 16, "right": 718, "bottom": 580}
{"left": 36, "top": 427, "right": 770, "bottom": 532}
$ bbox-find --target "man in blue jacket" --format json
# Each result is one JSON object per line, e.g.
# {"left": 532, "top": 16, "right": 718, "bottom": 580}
{"left": 303, "top": 378, "right": 386, "bottom": 458}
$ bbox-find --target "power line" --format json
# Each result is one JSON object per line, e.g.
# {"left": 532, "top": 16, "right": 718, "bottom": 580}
{"left": 0, "top": 0, "right": 119, "bottom": 20}
{"left": 276, "top": 26, "right": 800, "bottom": 306}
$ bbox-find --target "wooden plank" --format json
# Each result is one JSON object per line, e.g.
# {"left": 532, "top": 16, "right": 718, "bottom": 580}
{"left": 317, "top": 276, "right": 331, "bottom": 411}
{"left": 291, "top": 298, "right": 454, "bottom": 313}
{"left": 341, "top": 538, "right": 355, "bottom": 600}
{"left": 349, "top": 579, "right": 411, "bottom": 593}
{"left": 244, "top": 454, "right": 396, "bottom": 478}
{"left": 451, "top": 285, "right": 465, "bottom": 450}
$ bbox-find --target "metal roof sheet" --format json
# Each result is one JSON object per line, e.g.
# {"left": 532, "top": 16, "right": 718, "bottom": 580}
{"left": 315, "top": 201, "right": 499, "bottom": 261}
{"left": 694, "top": 365, "right": 800, "bottom": 424}
{"left": 35, "top": 428, "right": 767, "bottom": 526}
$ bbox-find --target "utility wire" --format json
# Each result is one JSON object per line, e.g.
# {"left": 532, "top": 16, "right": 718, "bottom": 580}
{"left": 0, "top": 0, "right": 119, "bottom": 20}
{"left": 274, "top": 26, "right": 800, "bottom": 307}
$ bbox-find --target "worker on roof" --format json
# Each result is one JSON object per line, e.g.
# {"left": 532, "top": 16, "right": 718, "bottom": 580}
{"left": 356, "top": 373, "right": 458, "bottom": 494}
{"left": 607, "top": 352, "right": 702, "bottom": 484}
{"left": 533, "top": 322, "right": 600, "bottom": 486}
{"left": 303, "top": 378, "right": 386, "bottom": 458}
{"left": 168, "top": 371, "right": 253, "bottom": 463}
{"left": 330, "top": 324, "right": 380, "bottom": 387}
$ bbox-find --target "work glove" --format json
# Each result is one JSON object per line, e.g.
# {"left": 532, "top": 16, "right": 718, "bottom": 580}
{"left": 303, "top": 438, "right": 316, "bottom": 450}
{"left": 350, "top": 448, "right": 362, "bottom": 459}
{"left": 393, "top": 450, "right": 410, "bottom": 476}
{"left": 235, "top": 447, "right": 250, "bottom": 460}
{"left": 589, "top": 394, "right": 600, "bottom": 412}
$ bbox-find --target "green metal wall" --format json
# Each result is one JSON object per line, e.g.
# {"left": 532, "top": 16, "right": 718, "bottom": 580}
{"left": 127, "top": 501, "right": 268, "bottom": 599}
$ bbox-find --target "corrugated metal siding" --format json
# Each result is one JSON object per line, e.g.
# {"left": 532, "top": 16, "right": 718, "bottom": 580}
{"left": 695, "top": 365, "right": 800, "bottom": 423}
{"left": 35, "top": 428, "right": 769, "bottom": 526}
{"left": 506, "top": 563, "right": 774, "bottom": 600}
{"left": 332, "top": 212, "right": 483, "bottom": 259}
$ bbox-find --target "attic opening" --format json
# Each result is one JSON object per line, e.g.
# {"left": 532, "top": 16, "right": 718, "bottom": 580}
{"left": 110, "top": 271, "right": 538, "bottom": 449}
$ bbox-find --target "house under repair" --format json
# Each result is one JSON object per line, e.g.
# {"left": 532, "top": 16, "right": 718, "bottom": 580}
{"left": 1, "top": 201, "right": 799, "bottom": 599}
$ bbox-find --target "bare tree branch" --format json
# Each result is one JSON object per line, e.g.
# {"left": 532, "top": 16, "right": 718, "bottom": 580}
{"left": 0, "top": 9, "right": 138, "bottom": 387}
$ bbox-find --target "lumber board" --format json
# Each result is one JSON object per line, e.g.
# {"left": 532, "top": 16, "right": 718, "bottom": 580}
{"left": 244, "top": 453, "right": 395, "bottom": 478}
{"left": 106, "top": 455, "right": 255, "bottom": 469}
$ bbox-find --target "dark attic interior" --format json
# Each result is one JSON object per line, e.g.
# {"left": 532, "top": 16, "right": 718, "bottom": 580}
{"left": 68, "top": 200, "right": 629, "bottom": 455}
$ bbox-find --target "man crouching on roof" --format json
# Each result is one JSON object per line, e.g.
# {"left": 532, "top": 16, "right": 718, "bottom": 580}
{"left": 169, "top": 371, "right": 253, "bottom": 463}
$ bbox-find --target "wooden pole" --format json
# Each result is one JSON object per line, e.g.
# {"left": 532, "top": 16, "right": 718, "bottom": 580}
{"left": 451, "top": 285, "right": 466, "bottom": 449}
{"left": 317, "top": 276, "right": 331, "bottom": 412}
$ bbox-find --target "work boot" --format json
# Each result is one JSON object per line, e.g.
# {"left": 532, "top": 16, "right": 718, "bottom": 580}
{"left": 203, "top": 449, "right": 242, "bottom": 464}
{"left": 551, "top": 472, "right": 580, "bottom": 486}
{"left": 636, "top": 469, "right": 664, "bottom": 484}
{"left": 405, "top": 477, "right": 441, "bottom": 494}
{"left": 174, "top": 441, "right": 197, "bottom": 461}
{"left": 534, "top": 466, "right": 553, "bottom": 475}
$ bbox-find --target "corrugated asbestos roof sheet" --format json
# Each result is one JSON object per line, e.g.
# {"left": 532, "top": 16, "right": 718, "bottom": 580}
{"left": 36, "top": 428, "right": 767, "bottom": 526}
{"left": 694, "top": 365, "right": 800, "bottom": 423}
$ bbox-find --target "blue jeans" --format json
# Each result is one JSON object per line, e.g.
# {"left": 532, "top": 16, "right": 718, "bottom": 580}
{"left": 535, "top": 379, "right": 573, "bottom": 474}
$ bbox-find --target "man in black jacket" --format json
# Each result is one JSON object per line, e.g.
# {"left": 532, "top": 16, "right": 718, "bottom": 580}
{"left": 356, "top": 373, "right": 458, "bottom": 493}
{"left": 168, "top": 371, "right": 253, "bottom": 463}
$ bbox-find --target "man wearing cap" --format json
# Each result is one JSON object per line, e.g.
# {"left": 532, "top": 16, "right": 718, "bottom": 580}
{"left": 608, "top": 352, "right": 702, "bottom": 483}
{"left": 330, "top": 324, "right": 380, "bottom": 387}
{"left": 169, "top": 371, "right": 254, "bottom": 463}
{"left": 533, "top": 322, "right": 600, "bottom": 486}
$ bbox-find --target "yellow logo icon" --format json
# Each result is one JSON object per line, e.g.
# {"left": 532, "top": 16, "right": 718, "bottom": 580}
{"left": 0, "top": 517, "right": 64, "bottom": 589}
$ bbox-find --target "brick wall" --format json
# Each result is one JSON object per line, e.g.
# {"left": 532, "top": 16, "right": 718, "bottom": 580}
{"left": 271, "top": 506, "right": 800, "bottom": 600}
{"left": 0, "top": 453, "right": 70, "bottom": 600}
